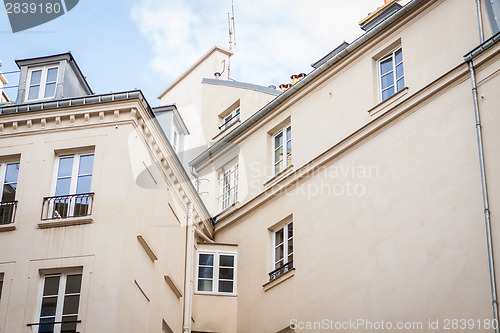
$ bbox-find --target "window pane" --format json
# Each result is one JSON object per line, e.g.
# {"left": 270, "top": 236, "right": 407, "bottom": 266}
{"left": 396, "top": 63, "right": 404, "bottom": 80}
{"left": 288, "top": 241, "right": 293, "bottom": 259}
{"left": 31, "top": 70, "right": 42, "bottom": 85}
{"left": 62, "top": 295, "right": 80, "bottom": 315}
{"left": 198, "top": 267, "right": 213, "bottom": 279}
{"left": 197, "top": 279, "right": 212, "bottom": 292}
{"left": 382, "top": 87, "right": 395, "bottom": 101}
{"left": 218, "top": 280, "right": 233, "bottom": 293}
{"left": 47, "top": 68, "right": 58, "bottom": 82}
{"left": 274, "top": 147, "right": 283, "bottom": 164}
{"left": 2, "top": 184, "right": 16, "bottom": 202}
{"left": 43, "top": 276, "right": 60, "bottom": 296}
{"left": 76, "top": 175, "right": 92, "bottom": 194}
{"left": 40, "top": 296, "right": 58, "bottom": 317}
{"left": 275, "top": 228, "right": 284, "bottom": 245}
{"left": 288, "top": 253, "right": 294, "bottom": 263}
{"left": 55, "top": 178, "right": 71, "bottom": 196}
{"left": 44, "top": 83, "right": 56, "bottom": 98}
{"left": 274, "top": 133, "right": 283, "bottom": 148}
{"left": 219, "top": 255, "right": 234, "bottom": 267}
{"left": 4, "top": 163, "right": 19, "bottom": 183}
{"left": 219, "top": 267, "right": 234, "bottom": 280}
{"left": 275, "top": 244, "right": 284, "bottom": 262}
{"left": 397, "top": 78, "right": 405, "bottom": 92}
{"left": 79, "top": 155, "right": 94, "bottom": 175}
{"left": 380, "top": 58, "right": 393, "bottom": 75}
{"left": 381, "top": 73, "right": 394, "bottom": 89}
{"left": 274, "top": 161, "right": 283, "bottom": 175}
{"left": 395, "top": 49, "right": 403, "bottom": 64}
{"left": 286, "top": 127, "right": 291, "bottom": 141}
{"left": 199, "top": 254, "right": 213, "bottom": 266}
{"left": 0, "top": 276, "right": 3, "bottom": 301}
{"left": 65, "top": 274, "right": 82, "bottom": 294}
{"left": 61, "top": 315, "right": 78, "bottom": 332}
{"left": 275, "top": 258, "right": 284, "bottom": 269}
{"left": 58, "top": 157, "right": 74, "bottom": 177}
{"left": 28, "top": 85, "right": 40, "bottom": 100}
{"left": 39, "top": 317, "right": 55, "bottom": 333}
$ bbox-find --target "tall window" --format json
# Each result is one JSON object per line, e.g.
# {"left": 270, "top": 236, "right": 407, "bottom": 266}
{"left": 48, "top": 153, "right": 94, "bottom": 219}
{"left": 197, "top": 251, "right": 236, "bottom": 295}
{"left": 218, "top": 164, "right": 238, "bottom": 211}
{"left": 379, "top": 48, "right": 404, "bottom": 101}
{"left": 270, "top": 222, "right": 293, "bottom": 281}
{"left": 37, "top": 272, "right": 82, "bottom": 333}
{"left": 0, "top": 273, "right": 3, "bottom": 301}
{"left": 0, "top": 162, "right": 19, "bottom": 224}
{"left": 273, "top": 126, "right": 292, "bottom": 176}
{"left": 27, "top": 66, "right": 59, "bottom": 101}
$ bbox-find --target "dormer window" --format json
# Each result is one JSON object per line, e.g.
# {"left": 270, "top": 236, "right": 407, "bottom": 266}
{"left": 221, "top": 107, "right": 240, "bottom": 130}
{"left": 27, "top": 66, "right": 58, "bottom": 101}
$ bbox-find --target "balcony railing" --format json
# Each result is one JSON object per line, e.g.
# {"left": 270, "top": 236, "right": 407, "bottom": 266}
{"left": 0, "top": 201, "right": 17, "bottom": 224}
{"left": 269, "top": 261, "right": 293, "bottom": 281}
{"left": 41, "top": 193, "right": 94, "bottom": 220}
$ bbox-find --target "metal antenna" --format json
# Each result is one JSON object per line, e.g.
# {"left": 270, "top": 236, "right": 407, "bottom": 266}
{"left": 227, "top": 0, "right": 236, "bottom": 78}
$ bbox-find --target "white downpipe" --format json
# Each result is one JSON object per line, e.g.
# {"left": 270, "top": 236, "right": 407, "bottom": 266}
{"left": 183, "top": 203, "right": 195, "bottom": 333}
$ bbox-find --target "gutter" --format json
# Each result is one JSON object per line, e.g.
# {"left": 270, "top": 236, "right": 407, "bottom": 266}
{"left": 190, "top": 0, "right": 429, "bottom": 168}
{"left": 464, "top": 30, "right": 500, "bottom": 333}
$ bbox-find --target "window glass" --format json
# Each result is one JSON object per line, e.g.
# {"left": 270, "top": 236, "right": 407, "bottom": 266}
{"left": 31, "top": 70, "right": 42, "bottom": 85}
{"left": 197, "top": 252, "right": 235, "bottom": 294}
{"left": 380, "top": 48, "right": 404, "bottom": 101}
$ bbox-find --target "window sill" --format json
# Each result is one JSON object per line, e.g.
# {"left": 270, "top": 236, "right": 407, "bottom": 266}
{"left": 212, "top": 120, "right": 242, "bottom": 141}
{"left": 263, "top": 165, "right": 294, "bottom": 188}
{"left": 38, "top": 216, "right": 93, "bottom": 229}
{"left": 263, "top": 268, "right": 295, "bottom": 292}
{"left": 0, "top": 223, "right": 16, "bottom": 232}
{"left": 368, "top": 87, "right": 409, "bottom": 116}
{"left": 194, "top": 292, "right": 237, "bottom": 297}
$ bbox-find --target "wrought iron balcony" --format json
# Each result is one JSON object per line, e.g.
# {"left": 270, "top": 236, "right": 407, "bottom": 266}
{"left": 269, "top": 261, "right": 293, "bottom": 281}
{"left": 41, "top": 193, "right": 94, "bottom": 220}
{"left": 0, "top": 201, "right": 17, "bottom": 224}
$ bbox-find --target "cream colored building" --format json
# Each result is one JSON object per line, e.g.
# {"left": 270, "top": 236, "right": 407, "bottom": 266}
{"left": 1, "top": 0, "right": 500, "bottom": 332}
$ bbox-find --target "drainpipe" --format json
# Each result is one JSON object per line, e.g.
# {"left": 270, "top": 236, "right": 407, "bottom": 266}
{"left": 467, "top": 58, "right": 499, "bottom": 332}
{"left": 183, "top": 203, "right": 195, "bottom": 333}
{"left": 475, "top": 0, "right": 484, "bottom": 43}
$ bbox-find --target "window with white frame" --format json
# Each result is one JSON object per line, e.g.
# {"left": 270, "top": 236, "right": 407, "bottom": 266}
{"left": 221, "top": 107, "right": 240, "bottom": 130}
{"left": 273, "top": 125, "right": 292, "bottom": 176}
{"left": 27, "top": 66, "right": 59, "bottom": 101}
{"left": 218, "top": 164, "right": 238, "bottom": 211}
{"left": 270, "top": 221, "right": 293, "bottom": 281}
{"left": 379, "top": 47, "right": 405, "bottom": 102}
{"left": 46, "top": 153, "right": 94, "bottom": 219}
{"left": 197, "top": 251, "right": 236, "bottom": 295}
{"left": 172, "top": 128, "right": 179, "bottom": 153}
{"left": 0, "top": 161, "right": 19, "bottom": 225}
{"left": 36, "top": 271, "right": 82, "bottom": 333}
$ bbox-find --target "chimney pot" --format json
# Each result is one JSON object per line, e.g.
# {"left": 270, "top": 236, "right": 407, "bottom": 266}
{"left": 214, "top": 72, "right": 221, "bottom": 79}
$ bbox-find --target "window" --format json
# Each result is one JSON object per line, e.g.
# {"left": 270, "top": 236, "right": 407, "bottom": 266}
{"left": 379, "top": 48, "right": 404, "bottom": 101}
{"left": 273, "top": 126, "right": 292, "bottom": 176}
{"left": 220, "top": 107, "right": 240, "bottom": 130}
{"left": 43, "top": 153, "right": 94, "bottom": 220}
{"left": 196, "top": 251, "right": 236, "bottom": 295}
{"left": 27, "top": 66, "right": 59, "bottom": 101}
{"left": 172, "top": 128, "right": 179, "bottom": 153}
{"left": 0, "top": 162, "right": 19, "bottom": 224}
{"left": 37, "top": 271, "right": 82, "bottom": 333}
{"left": 270, "top": 222, "right": 293, "bottom": 281}
{"left": 218, "top": 164, "right": 238, "bottom": 211}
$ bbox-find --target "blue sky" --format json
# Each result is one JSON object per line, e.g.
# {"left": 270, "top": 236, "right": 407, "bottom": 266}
{"left": 0, "top": 0, "right": 409, "bottom": 105}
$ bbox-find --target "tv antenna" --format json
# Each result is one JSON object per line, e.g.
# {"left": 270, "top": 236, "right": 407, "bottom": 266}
{"left": 228, "top": 0, "right": 236, "bottom": 51}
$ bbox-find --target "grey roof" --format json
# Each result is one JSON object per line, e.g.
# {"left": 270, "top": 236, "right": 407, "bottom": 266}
{"left": 202, "top": 78, "right": 281, "bottom": 96}
{"left": 360, "top": 2, "right": 403, "bottom": 32}
{"left": 312, "top": 42, "right": 350, "bottom": 69}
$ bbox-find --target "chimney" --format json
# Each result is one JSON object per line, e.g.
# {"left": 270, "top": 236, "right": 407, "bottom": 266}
{"left": 279, "top": 83, "right": 292, "bottom": 92}
{"left": 291, "top": 74, "right": 299, "bottom": 85}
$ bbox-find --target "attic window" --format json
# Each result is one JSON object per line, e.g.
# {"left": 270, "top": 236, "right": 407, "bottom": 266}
{"left": 26, "top": 66, "right": 58, "bottom": 101}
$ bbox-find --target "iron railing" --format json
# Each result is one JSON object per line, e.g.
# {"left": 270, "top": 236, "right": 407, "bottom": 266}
{"left": 41, "top": 193, "right": 94, "bottom": 220}
{"left": 0, "top": 201, "right": 17, "bottom": 224}
{"left": 27, "top": 318, "right": 81, "bottom": 333}
{"left": 269, "top": 261, "right": 293, "bottom": 281}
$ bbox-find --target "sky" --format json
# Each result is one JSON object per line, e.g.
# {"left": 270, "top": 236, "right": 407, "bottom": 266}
{"left": 0, "top": 0, "right": 410, "bottom": 105}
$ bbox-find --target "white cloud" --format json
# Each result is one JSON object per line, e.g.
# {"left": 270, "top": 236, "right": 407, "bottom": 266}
{"left": 131, "top": 0, "right": 411, "bottom": 88}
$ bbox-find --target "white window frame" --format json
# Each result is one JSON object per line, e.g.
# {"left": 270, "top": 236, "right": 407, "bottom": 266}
{"left": 218, "top": 163, "right": 238, "bottom": 212}
{"left": 273, "top": 221, "right": 293, "bottom": 271}
{"left": 378, "top": 47, "right": 405, "bottom": 102}
{"left": 26, "top": 65, "right": 59, "bottom": 102}
{"left": 196, "top": 251, "right": 237, "bottom": 296}
{"left": 0, "top": 161, "right": 19, "bottom": 203}
{"left": 221, "top": 107, "right": 240, "bottom": 130}
{"left": 171, "top": 127, "right": 179, "bottom": 153}
{"left": 35, "top": 270, "right": 83, "bottom": 333}
{"left": 273, "top": 125, "right": 292, "bottom": 176}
